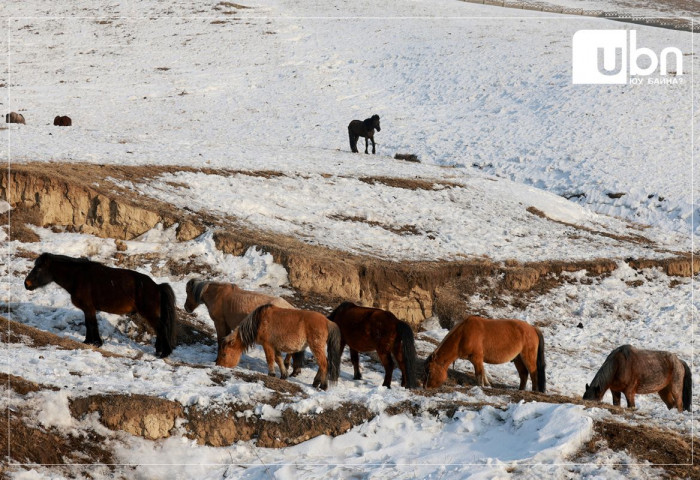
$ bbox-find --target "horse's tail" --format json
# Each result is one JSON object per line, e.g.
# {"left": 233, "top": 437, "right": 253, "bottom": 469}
{"left": 158, "top": 283, "right": 178, "bottom": 357}
{"left": 397, "top": 320, "right": 418, "bottom": 389}
{"left": 535, "top": 327, "right": 546, "bottom": 393}
{"left": 682, "top": 359, "right": 692, "bottom": 412}
{"left": 348, "top": 125, "right": 357, "bottom": 152}
{"left": 326, "top": 319, "right": 342, "bottom": 384}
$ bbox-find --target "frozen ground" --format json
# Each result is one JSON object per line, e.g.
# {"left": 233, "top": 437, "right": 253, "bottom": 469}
{"left": 1, "top": 0, "right": 698, "bottom": 478}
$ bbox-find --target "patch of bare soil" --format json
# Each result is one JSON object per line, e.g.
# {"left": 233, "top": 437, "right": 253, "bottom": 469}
{"left": 0, "top": 315, "right": 123, "bottom": 357}
{"left": 358, "top": 175, "right": 462, "bottom": 191}
{"left": 580, "top": 420, "right": 698, "bottom": 478}
{"left": 329, "top": 213, "right": 422, "bottom": 236}
{"left": 0, "top": 410, "right": 114, "bottom": 469}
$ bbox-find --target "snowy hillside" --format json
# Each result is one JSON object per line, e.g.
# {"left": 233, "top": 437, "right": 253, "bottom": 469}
{"left": 1, "top": 0, "right": 698, "bottom": 478}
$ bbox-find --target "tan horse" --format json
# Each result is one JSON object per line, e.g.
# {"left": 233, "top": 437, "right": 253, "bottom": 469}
{"left": 583, "top": 345, "right": 691, "bottom": 412}
{"left": 216, "top": 304, "right": 341, "bottom": 390}
{"left": 184, "top": 279, "right": 302, "bottom": 373}
{"left": 424, "top": 316, "right": 546, "bottom": 392}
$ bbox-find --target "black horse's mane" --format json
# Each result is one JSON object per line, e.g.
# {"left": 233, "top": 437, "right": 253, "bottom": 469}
{"left": 590, "top": 344, "right": 632, "bottom": 390}
{"left": 41, "top": 252, "right": 93, "bottom": 264}
{"left": 363, "top": 115, "right": 379, "bottom": 127}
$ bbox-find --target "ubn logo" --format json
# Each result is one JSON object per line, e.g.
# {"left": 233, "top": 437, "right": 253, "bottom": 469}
{"left": 572, "top": 30, "right": 683, "bottom": 84}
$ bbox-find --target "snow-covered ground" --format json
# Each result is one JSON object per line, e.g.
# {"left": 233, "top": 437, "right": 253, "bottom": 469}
{"left": 1, "top": 0, "right": 698, "bottom": 477}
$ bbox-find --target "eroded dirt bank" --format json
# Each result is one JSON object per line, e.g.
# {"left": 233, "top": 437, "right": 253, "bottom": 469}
{"left": 2, "top": 163, "right": 697, "bottom": 327}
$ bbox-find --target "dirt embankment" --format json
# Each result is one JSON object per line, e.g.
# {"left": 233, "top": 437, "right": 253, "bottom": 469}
{"left": 2, "top": 164, "right": 697, "bottom": 327}
{"left": 3, "top": 319, "right": 697, "bottom": 477}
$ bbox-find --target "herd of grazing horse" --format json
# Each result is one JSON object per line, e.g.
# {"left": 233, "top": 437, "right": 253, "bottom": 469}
{"left": 23, "top": 252, "right": 692, "bottom": 411}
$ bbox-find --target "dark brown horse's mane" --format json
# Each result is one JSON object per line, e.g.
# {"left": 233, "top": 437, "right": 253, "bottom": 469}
{"left": 327, "top": 301, "right": 357, "bottom": 320}
{"left": 590, "top": 344, "right": 631, "bottom": 390}
{"left": 41, "top": 253, "right": 92, "bottom": 264}
{"left": 239, "top": 303, "right": 273, "bottom": 350}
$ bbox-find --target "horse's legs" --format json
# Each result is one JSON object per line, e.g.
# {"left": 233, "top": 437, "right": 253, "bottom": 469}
{"left": 350, "top": 348, "right": 362, "bottom": 380}
{"left": 513, "top": 356, "right": 529, "bottom": 390}
{"left": 472, "top": 358, "right": 489, "bottom": 387}
{"left": 371, "top": 136, "right": 376, "bottom": 154}
{"left": 393, "top": 341, "right": 407, "bottom": 387}
{"left": 213, "top": 319, "right": 232, "bottom": 357}
{"left": 364, "top": 137, "right": 369, "bottom": 154}
{"left": 658, "top": 385, "right": 676, "bottom": 410}
{"left": 377, "top": 350, "right": 395, "bottom": 388}
{"left": 611, "top": 391, "right": 622, "bottom": 406}
{"left": 286, "top": 351, "right": 304, "bottom": 377}
{"left": 275, "top": 351, "right": 288, "bottom": 379}
{"left": 80, "top": 307, "right": 103, "bottom": 347}
{"left": 261, "top": 343, "right": 278, "bottom": 377}
{"left": 310, "top": 341, "right": 329, "bottom": 390}
{"left": 623, "top": 390, "right": 636, "bottom": 408}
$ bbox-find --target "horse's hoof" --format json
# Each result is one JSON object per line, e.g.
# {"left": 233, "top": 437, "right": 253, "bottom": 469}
{"left": 158, "top": 350, "right": 172, "bottom": 359}
{"left": 290, "top": 369, "right": 301, "bottom": 377}
{"left": 84, "top": 338, "right": 103, "bottom": 348}
{"left": 320, "top": 383, "right": 328, "bottom": 391}
{"left": 268, "top": 372, "right": 276, "bottom": 377}
{"left": 353, "top": 374, "right": 362, "bottom": 380}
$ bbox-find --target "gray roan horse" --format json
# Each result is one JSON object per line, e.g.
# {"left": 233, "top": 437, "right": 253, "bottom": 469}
{"left": 583, "top": 344, "right": 692, "bottom": 412}
{"left": 348, "top": 114, "right": 380, "bottom": 154}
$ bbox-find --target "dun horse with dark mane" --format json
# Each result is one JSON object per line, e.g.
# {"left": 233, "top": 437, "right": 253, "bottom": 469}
{"left": 217, "top": 304, "right": 341, "bottom": 390}
{"left": 348, "top": 114, "right": 381, "bottom": 154}
{"left": 185, "top": 279, "right": 303, "bottom": 373}
{"left": 424, "top": 316, "right": 546, "bottom": 392}
{"left": 328, "top": 302, "right": 417, "bottom": 388}
{"left": 24, "top": 253, "right": 177, "bottom": 357}
{"left": 583, "top": 345, "right": 691, "bottom": 412}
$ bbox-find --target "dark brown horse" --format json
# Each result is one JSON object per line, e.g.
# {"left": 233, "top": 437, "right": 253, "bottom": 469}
{"left": 53, "top": 115, "right": 72, "bottom": 126}
{"left": 24, "top": 253, "right": 177, "bottom": 357}
{"left": 217, "top": 304, "right": 341, "bottom": 390}
{"left": 583, "top": 345, "right": 692, "bottom": 412}
{"left": 328, "top": 302, "right": 417, "bottom": 388}
{"left": 424, "top": 316, "right": 546, "bottom": 392}
{"left": 348, "top": 114, "right": 381, "bottom": 154}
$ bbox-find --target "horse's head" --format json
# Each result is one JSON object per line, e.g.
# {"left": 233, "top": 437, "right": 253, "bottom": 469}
{"left": 216, "top": 329, "right": 243, "bottom": 368}
{"left": 24, "top": 253, "right": 54, "bottom": 291}
{"left": 423, "top": 353, "right": 447, "bottom": 389}
{"left": 371, "top": 114, "right": 381, "bottom": 132}
{"left": 582, "top": 383, "right": 602, "bottom": 401}
{"left": 184, "top": 279, "right": 202, "bottom": 313}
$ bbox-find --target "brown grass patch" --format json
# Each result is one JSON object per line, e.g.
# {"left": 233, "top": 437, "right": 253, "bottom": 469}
{"left": 329, "top": 213, "right": 421, "bottom": 236}
{"left": 359, "top": 176, "right": 461, "bottom": 191}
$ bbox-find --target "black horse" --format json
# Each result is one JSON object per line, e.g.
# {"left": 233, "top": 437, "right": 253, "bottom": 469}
{"left": 24, "top": 253, "right": 177, "bottom": 358}
{"left": 348, "top": 114, "right": 381, "bottom": 154}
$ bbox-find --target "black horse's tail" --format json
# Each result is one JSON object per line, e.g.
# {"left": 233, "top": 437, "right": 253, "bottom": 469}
{"left": 348, "top": 125, "right": 358, "bottom": 153}
{"left": 536, "top": 327, "right": 546, "bottom": 393}
{"left": 682, "top": 359, "right": 692, "bottom": 412}
{"left": 396, "top": 321, "right": 418, "bottom": 389}
{"left": 326, "top": 320, "right": 342, "bottom": 384}
{"left": 158, "top": 283, "right": 178, "bottom": 358}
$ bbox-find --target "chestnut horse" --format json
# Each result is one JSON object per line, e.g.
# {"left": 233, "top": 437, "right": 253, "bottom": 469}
{"left": 424, "top": 316, "right": 546, "bottom": 392}
{"left": 24, "top": 253, "right": 177, "bottom": 357}
{"left": 328, "top": 302, "right": 417, "bottom": 388}
{"left": 217, "top": 304, "right": 341, "bottom": 390}
{"left": 184, "top": 279, "right": 303, "bottom": 374}
{"left": 583, "top": 345, "right": 692, "bottom": 412}
{"left": 348, "top": 114, "right": 381, "bottom": 154}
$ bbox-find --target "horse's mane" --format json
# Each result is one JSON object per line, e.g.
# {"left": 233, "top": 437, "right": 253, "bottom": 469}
{"left": 191, "top": 280, "right": 209, "bottom": 305}
{"left": 363, "top": 115, "right": 379, "bottom": 127}
{"left": 238, "top": 303, "right": 273, "bottom": 350}
{"left": 327, "top": 301, "right": 357, "bottom": 320}
{"left": 42, "top": 253, "right": 92, "bottom": 264}
{"left": 590, "top": 344, "right": 632, "bottom": 390}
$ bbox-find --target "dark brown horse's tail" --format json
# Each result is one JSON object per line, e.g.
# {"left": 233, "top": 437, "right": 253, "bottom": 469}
{"left": 397, "top": 320, "right": 418, "bottom": 389}
{"left": 682, "top": 359, "right": 692, "bottom": 412}
{"left": 348, "top": 126, "right": 357, "bottom": 153}
{"left": 326, "top": 320, "right": 342, "bottom": 384}
{"left": 158, "top": 283, "right": 178, "bottom": 357}
{"left": 536, "top": 327, "right": 546, "bottom": 393}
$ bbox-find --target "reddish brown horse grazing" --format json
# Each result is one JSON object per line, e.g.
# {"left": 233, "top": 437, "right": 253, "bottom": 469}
{"left": 328, "top": 302, "right": 417, "bottom": 388}
{"left": 184, "top": 279, "right": 303, "bottom": 374}
{"left": 424, "top": 316, "right": 546, "bottom": 392}
{"left": 24, "top": 253, "right": 177, "bottom": 357}
{"left": 53, "top": 115, "right": 72, "bottom": 126}
{"left": 216, "top": 304, "right": 341, "bottom": 390}
{"left": 583, "top": 345, "right": 692, "bottom": 412}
